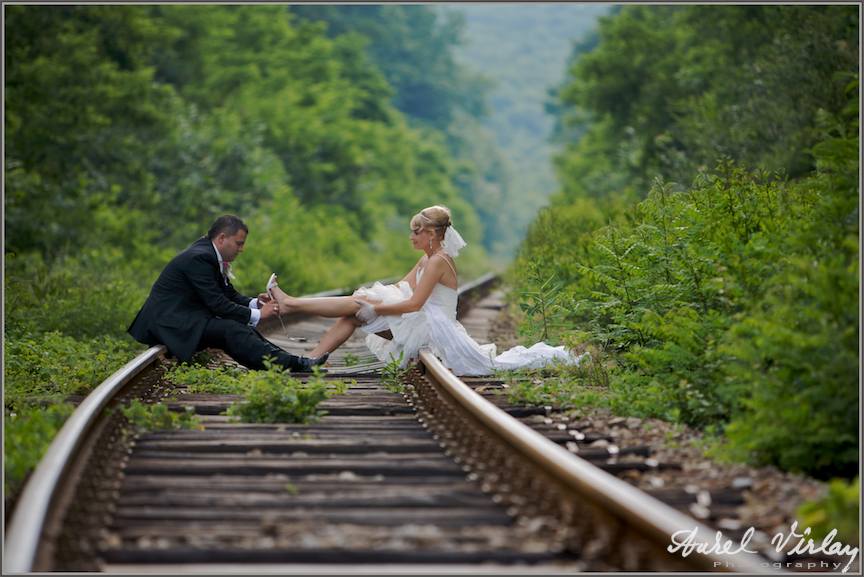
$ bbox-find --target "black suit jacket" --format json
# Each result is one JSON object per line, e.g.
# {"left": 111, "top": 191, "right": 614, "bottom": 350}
{"left": 128, "top": 237, "right": 255, "bottom": 361}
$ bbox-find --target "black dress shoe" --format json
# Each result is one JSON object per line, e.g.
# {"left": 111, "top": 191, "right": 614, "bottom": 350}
{"left": 298, "top": 352, "right": 329, "bottom": 372}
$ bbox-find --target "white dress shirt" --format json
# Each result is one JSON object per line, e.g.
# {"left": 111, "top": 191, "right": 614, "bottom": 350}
{"left": 212, "top": 242, "right": 260, "bottom": 327}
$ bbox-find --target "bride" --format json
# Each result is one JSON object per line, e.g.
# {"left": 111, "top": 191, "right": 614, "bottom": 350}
{"left": 267, "top": 205, "right": 588, "bottom": 376}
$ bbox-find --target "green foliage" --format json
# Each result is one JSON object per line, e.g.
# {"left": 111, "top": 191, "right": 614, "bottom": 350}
{"left": 714, "top": 95, "right": 858, "bottom": 476}
{"left": 235, "top": 191, "right": 411, "bottom": 297}
{"left": 4, "top": 249, "right": 159, "bottom": 339}
{"left": 291, "top": 4, "right": 606, "bottom": 259}
{"left": 380, "top": 354, "right": 409, "bottom": 393}
{"left": 4, "top": 331, "right": 140, "bottom": 411}
{"left": 121, "top": 400, "right": 202, "bottom": 432}
{"left": 169, "top": 360, "right": 351, "bottom": 423}
{"left": 225, "top": 362, "right": 347, "bottom": 424}
{"left": 4, "top": 6, "right": 178, "bottom": 255}
{"left": 502, "top": 354, "right": 687, "bottom": 422}
{"left": 519, "top": 5, "right": 859, "bottom": 478}
{"left": 446, "top": 5, "right": 611, "bottom": 257}
{"left": 797, "top": 477, "right": 860, "bottom": 545}
{"left": 3, "top": 328, "right": 141, "bottom": 501}
{"left": 502, "top": 360, "right": 607, "bottom": 411}
{"left": 169, "top": 360, "right": 356, "bottom": 424}
{"left": 514, "top": 89, "right": 858, "bottom": 476}
{"left": 343, "top": 353, "right": 360, "bottom": 367}
{"left": 165, "top": 364, "right": 246, "bottom": 395}
{"left": 4, "top": 403, "right": 75, "bottom": 497}
{"left": 553, "top": 5, "right": 859, "bottom": 204}
{"left": 5, "top": 4, "right": 490, "bottom": 284}
{"left": 149, "top": 6, "right": 476, "bottom": 241}
{"left": 3, "top": 306, "right": 142, "bottom": 504}
{"left": 517, "top": 264, "right": 566, "bottom": 343}
{"left": 291, "top": 5, "right": 486, "bottom": 130}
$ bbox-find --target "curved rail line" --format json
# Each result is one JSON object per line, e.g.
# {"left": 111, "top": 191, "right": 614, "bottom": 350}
{"left": 5, "top": 346, "right": 165, "bottom": 572}
{"left": 3, "top": 282, "right": 373, "bottom": 573}
{"left": 5, "top": 273, "right": 772, "bottom": 573}
{"left": 411, "top": 352, "right": 770, "bottom": 572}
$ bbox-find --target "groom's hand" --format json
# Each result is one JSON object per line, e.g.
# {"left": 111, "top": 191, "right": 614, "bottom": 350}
{"left": 260, "top": 301, "right": 279, "bottom": 319}
{"left": 257, "top": 292, "right": 273, "bottom": 307}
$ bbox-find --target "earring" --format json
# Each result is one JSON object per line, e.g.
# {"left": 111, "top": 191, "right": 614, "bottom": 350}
{"left": 429, "top": 238, "right": 433, "bottom": 250}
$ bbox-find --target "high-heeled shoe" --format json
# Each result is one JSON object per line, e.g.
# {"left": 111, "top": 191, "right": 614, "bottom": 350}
{"left": 267, "top": 272, "right": 290, "bottom": 335}
{"left": 266, "top": 273, "right": 278, "bottom": 298}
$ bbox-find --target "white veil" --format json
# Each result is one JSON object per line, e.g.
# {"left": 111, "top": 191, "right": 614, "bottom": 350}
{"left": 441, "top": 225, "right": 467, "bottom": 258}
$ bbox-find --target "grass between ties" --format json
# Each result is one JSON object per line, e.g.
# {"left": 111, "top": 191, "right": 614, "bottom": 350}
{"left": 165, "top": 358, "right": 350, "bottom": 424}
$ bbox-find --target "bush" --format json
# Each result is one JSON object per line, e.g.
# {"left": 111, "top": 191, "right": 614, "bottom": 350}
{"left": 719, "top": 240, "right": 858, "bottom": 476}
{"left": 122, "top": 400, "right": 202, "bottom": 432}
{"left": 4, "top": 249, "right": 161, "bottom": 340}
{"left": 3, "top": 330, "right": 142, "bottom": 503}
{"left": 511, "top": 108, "right": 858, "bottom": 476}
{"left": 714, "top": 100, "right": 859, "bottom": 477}
{"left": 225, "top": 362, "right": 348, "bottom": 424}
{"left": 380, "top": 354, "right": 408, "bottom": 393}
{"left": 502, "top": 362, "right": 609, "bottom": 411}
{"left": 165, "top": 363, "right": 247, "bottom": 395}
{"left": 797, "top": 477, "right": 860, "bottom": 545}
{"left": 4, "top": 332, "right": 140, "bottom": 411}
{"left": 4, "top": 403, "right": 75, "bottom": 497}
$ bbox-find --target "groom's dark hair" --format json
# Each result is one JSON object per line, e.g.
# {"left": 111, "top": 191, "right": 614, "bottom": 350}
{"left": 208, "top": 215, "right": 248, "bottom": 239}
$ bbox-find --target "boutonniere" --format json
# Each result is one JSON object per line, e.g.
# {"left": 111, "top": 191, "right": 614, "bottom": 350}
{"left": 222, "top": 262, "right": 236, "bottom": 281}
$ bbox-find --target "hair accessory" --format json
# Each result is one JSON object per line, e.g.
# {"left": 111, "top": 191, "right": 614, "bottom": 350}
{"left": 441, "top": 226, "right": 467, "bottom": 258}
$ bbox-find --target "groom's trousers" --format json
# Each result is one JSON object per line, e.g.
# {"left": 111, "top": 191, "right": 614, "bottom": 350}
{"left": 200, "top": 317, "right": 308, "bottom": 371}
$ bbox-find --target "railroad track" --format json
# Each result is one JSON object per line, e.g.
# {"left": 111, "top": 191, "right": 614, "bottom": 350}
{"left": 4, "top": 275, "right": 773, "bottom": 573}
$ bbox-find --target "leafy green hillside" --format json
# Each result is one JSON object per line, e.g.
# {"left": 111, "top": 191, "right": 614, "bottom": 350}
{"left": 514, "top": 5, "right": 859, "bottom": 478}
{"left": 3, "top": 5, "right": 492, "bottom": 500}
{"left": 443, "top": 4, "right": 611, "bottom": 256}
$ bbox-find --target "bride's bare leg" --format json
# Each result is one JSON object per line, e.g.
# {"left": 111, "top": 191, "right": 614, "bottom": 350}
{"left": 309, "top": 316, "right": 361, "bottom": 357}
{"left": 270, "top": 285, "right": 362, "bottom": 317}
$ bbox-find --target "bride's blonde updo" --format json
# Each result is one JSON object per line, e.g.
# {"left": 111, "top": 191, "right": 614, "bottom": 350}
{"left": 410, "top": 205, "right": 452, "bottom": 239}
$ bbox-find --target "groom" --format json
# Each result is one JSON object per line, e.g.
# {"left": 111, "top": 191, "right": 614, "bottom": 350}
{"left": 128, "top": 215, "right": 327, "bottom": 372}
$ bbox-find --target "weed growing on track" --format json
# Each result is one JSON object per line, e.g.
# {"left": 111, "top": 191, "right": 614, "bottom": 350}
{"left": 225, "top": 361, "right": 348, "bottom": 424}
{"left": 122, "top": 400, "right": 202, "bottom": 432}
{"left": 380, "top": 354, "right": 408, "bottom": 393}
{"left": 165, "top": 363, "right": 247, "bottom": 395}
{"left": 167, "top": 359, "right": 351, "bottom": 424}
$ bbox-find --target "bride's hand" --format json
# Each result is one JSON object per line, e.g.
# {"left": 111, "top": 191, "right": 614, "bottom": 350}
{"left": 354, "top": 300, "right": 378, "bottom": 324}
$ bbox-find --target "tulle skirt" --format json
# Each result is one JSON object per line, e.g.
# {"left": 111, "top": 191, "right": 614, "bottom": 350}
{"left": 353, "top": 281, "right": 589, "bottom": 376}
{"left": 354, "top": 281, "right": 436, "bottom": 367}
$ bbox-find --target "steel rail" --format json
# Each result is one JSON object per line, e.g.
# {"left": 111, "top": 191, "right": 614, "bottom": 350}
{"left": 455, "top": 271, "right": 498, "bottom": 317}
{"left": 4, "top": 345, "right": 166, "bottom": 573}
{"left": 3, "top": 274, "right": 492, "bottom": 573}
{"left": 417, "top": 350, "right": 774, "bottom": 573}
{"left": 457, "top": 271, "right": 497, "bottom": 295}
{"left": 2, "top": 283, "right": 374, "bottom": 573}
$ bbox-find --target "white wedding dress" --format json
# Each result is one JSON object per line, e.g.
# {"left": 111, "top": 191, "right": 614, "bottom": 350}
{"left": 354, "top": 267, "right": 589, "bottom": 376}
